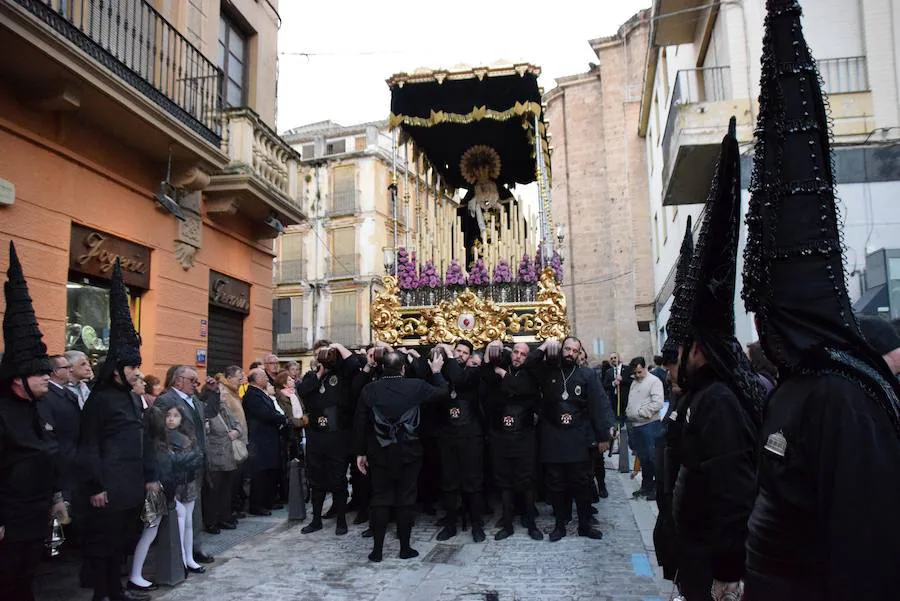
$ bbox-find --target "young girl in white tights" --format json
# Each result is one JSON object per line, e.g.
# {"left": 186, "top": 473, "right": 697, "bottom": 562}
{"left": 128, "top": 406, "right": 204, "bottom": 590}
{"left": 165, "top": 405, "right": 205, "bottom": 575}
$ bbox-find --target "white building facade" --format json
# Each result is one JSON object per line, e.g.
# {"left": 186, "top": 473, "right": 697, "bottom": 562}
{"left": 640, "top": 0, "right": 900, "bottom": 349}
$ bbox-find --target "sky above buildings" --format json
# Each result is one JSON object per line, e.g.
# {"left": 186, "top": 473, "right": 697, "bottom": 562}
{"left": 275, "top": 0, "right": 651, "bottom": 132}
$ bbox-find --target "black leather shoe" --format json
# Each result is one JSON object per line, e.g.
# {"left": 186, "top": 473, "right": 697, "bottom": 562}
{"left": 548, "top": 524, "right": 566, "bottom": 542}
{"left": 187, "top": 565, "right": 206, "bottom": 574}
{"left": 323, "top": 506, "right": 337, "bottom": 519}
{"left": 195, "top": 552, "right": 215, "bottom": 564}
{"left": 361, "top": 527, "right": 373, "bottom": 538}
{"left": 436, "top": 525, "right": 457, "bottom": 541}
{"left": 494, "top": 527, "right": 513, "bottom": 541}
{"left": 471, "top": 526, "right": 486, "bottom": 543}
{"left": 353, "top": 512, "right": 369, "bottom": 525}
{"left": 272, "top": 503, "right": 285, "bottom": 510}
{"left": 249, "top": 509, "right": 272, "bottom": 516}
{"left": 127, "top": 581, "right": 158, "bottom": 592}
{"left": 204, "top": 526, "right": 221, "bottom": 535}
{"left": 335, "top": 519, "right": 348, "bottom": 536}
{"left": 301, "top": 519, "right": 323, "bottom": 534}
{"left": 527, "top": 527, "right": 544, "bottom": 541}
{"left": 233, "top": 511, "right": 247, "bottom": 519}
{"left": 598, "top": 486, "right": 609, "bottom": 499}
{"left": 218, "top": 520, "right": 237, "bottom": 530}
{"left": 117, "top": 587, "right": 152, "bottom": 600}
{"left": 578, "top": 526, "right": 604, "bottom": 540}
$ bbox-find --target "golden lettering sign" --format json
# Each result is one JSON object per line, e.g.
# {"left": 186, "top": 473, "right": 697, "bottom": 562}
{"left": 69, "top": 224, "right": 151, "bottom": 289}
{"left": 208, "top": 270, "right": 251, "bottom": 314}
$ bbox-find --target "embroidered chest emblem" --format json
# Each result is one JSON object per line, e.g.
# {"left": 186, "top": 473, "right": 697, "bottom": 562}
{"left": 44, "top": 422, "right": 54, "bottom": 432}
{"left": 574, "top": 385, "right": 582, "bottom": 396}
{"left": 686, "top": 407, "right": 692, "bottom": 423}
{"left": 669, "top": 410, "right": 678, "bottom": 421}
{"left": 328, "top": 375, "right": 338, "bottom": 387}
{"left": 560, "top": 413, "right": 573, "bottom": 425}
{"left": 450, "top": 390, "right": 458, "bottom": 399}
{"left": 317, "top": 416, "right": 328, "bottom": 428}
{"left": 503, "top": 415, "right": 515, "bottom": 428}
{"left": 764, "top": 431, "right": 788, "bottom": 457}
{"left": 449, "top": 407, "right": 461, "bottom": 419}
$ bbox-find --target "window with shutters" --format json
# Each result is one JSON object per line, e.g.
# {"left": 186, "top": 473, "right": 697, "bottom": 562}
{"left": 301, "top": 144, "right": 315, "bottom": 159}
{"left": 329, "top": 228, "right": 357, "bottom": 279}
{"left": 330, "top": 166, "right": 356, "bottom": 216}
{"left": 218, "top": 12, "right": 248, "bottom": 108}
{"left": 354, "top": 135, "right": 367, "bottom": 151}
{"left": 329, "top": 292, "right": 360, "bottom": 347}
{"left": 277, "top": 234, "right": 305, "bottom": 283}
{"left": 274, "top": 296, "right": 308, "bottom": 352}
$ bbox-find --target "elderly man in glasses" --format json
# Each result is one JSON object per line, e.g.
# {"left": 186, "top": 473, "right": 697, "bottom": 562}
{"left": 39, "top": 355, "right": 82, "bottom": 506}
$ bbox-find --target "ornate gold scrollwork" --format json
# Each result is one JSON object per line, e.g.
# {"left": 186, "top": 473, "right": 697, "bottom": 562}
{"left": 535, "top": 267, "right": 569, "bottom": 340}
{"left": 420, "top": 288, "right": 510, "bottom": 346}
{"left": 371, "top": 276, "right": 404, "bottom": 344}
{"left": 371, "top": 269, "right": 569, "bottom": 345}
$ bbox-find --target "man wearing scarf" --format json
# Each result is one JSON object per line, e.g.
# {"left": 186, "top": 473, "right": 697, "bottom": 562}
{"left": 0, "top": 242, "right": 66, "bottom": 601}
{"left": 741, "top": 2, "right": 900, "bottom": 598}
{"left": 664, "top": 118, "right": 765, "bottom": 600}
{"left": 78, "top": 261, "right": 158, "bottom": 601}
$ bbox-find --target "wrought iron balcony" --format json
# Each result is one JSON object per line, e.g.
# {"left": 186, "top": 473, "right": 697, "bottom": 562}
{"left": 322, "top": 324, "right": 363, "bottom": 348}
{"left": 276, "top": 326, "right": 310, "bottom": 353}
{"left": 14, "top": 0, "right": 222, "bottom": 143}
{"left": 819, "top": 56, "right": 869, "bottom": 95}
{"left": 207, "top": 107, "right": 307, "bottom": 232}
{"left": 276, "top": 258, "right": 307, "bottom": 284}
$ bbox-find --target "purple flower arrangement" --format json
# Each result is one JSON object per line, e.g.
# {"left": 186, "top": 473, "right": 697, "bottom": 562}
{"left": 468, "top": 258, "right": 489, "bottom": 286}
{"left": 517, "top": 253, "right": 537, "bottom": 284}
{"left": 493, "top": 259, "right": 513, "bottom": 284}
{"left": 550, "top": 250, "right": 563, "bottom": 283}
{"left": 419, "top": 259, "right": 442, "bottom": 289}
{"left": 396, "top": 247, "right": 419, "bottom": 291}
{"left": 445, "top": 259, "right": 467, "bottom": 286}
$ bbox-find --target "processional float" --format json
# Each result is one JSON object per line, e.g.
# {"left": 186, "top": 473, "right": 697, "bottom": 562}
{"left": 371, "top": 63, "right": 569, "bottom": 346}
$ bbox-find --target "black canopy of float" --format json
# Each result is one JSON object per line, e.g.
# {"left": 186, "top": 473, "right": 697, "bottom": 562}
{"left": 389, "top": 71, "right": 545, "bottom": 190}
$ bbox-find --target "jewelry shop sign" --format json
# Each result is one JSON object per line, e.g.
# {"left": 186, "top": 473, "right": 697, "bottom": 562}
{"left": 209, "top": 270, "right": 251, "bottom": 314}
{"left": 69, "top": 224, "right": 151, "bottom": 289}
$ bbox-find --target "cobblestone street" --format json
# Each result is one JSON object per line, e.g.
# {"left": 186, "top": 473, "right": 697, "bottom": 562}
{"left": 152, "top": 457, "right": 666, "bottom": 601}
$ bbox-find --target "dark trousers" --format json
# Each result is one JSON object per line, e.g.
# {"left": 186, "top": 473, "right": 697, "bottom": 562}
{"left": 369, "top": 505, "right": 415, "bottom": 557}
{"left": 492, "top": 438, "right": 537, "bottom": 530}
{"left": 307, "top": 452, "right": 349, "bottom": 521}
{"left": 417, "top": 436, "right": 441, "bottom": 507}
{"left": 439, "top": 435, "right": 484, "bottom": 527}
{"left": 232, "top": 462, "right": 248, "bottom": 513}
{"left": 204, "top": 470, "right": 237, "bottom": 527}
{"left": 349, "top": 458, "right": 371, "bottom": 513}
{"left": 588, "top": 446, "right": 607, "bottom": 497}
{"left": 249, "top": 468, "right": 278, "bottom": 512}
{"left": 0, "top": 538, "right": 43, "bottom": 601}
{"left": 370, "top": 460, "right": 422, "bottom": 508}
{"left": 83, "top": 506, "right": 140, "bottom": 601}
{"left": 630, "top": 420, "right": 662, "bottom": 491}
{"left": 544, "top": 462, "right": 593, "bottom": 528}
{"left": 676, "top": 540, "right": 714, "bottom": 601}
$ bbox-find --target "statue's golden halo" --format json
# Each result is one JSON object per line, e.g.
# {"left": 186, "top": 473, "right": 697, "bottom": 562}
{"left": 460, "top": 145, "right": 502, "bottom": 185}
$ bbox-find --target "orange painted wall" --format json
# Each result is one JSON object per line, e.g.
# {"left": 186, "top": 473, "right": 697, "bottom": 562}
{"left": 0, "top": 92, "right": 274, "bottom": 382}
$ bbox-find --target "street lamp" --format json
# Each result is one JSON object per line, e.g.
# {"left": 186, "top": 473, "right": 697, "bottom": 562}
{"left": 383, "top": 246, "right": 396, "bottom": 275}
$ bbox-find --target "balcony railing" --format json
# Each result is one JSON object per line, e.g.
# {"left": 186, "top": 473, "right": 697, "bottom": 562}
{"left": 276, "top": 326, "right": 310, "bottom": 353}
{"left": 322, "top": 324, "right": 363, "bottom": 348}
{"left": 21, "top": 0, "right": 222, "bottom": 143}
{"left": 220, "top": 107, "right": 303, "bottom": 210}
{"left": 329, "top": 190, "right": 357, "bottom": 216}
{"left": 819, "top": 56, "right": 869, "bottom": 94}
{"left": 327, "top": 253, "right": 359, "bottom": 279}
{"left": 662, "top": 66, "right": 732, "bottom": 192}
{"left": 276, "top": 259, "right": 306, "bottom": 284}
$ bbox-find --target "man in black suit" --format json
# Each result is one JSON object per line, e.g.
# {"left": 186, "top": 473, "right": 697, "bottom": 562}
{"left": 154, "top": 366, "right": 214, "bottom": 564}
{"left": 40, "top": 355, "right": 81, "bottom": 505}
{"left": 242, "top": 369, "right": 288, "bottom": 515}
{"left": 355, "top": 350, "right": 448, "bottom": 562}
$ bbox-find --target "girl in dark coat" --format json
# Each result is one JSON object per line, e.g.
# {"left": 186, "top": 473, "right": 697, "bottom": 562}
{"left": 164, "top": 406, "right": 204, "bottom": 574}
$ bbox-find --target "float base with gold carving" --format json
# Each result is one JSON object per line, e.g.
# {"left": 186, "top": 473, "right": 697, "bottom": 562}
{"left": 371, "top": 267, "right": 569, "bottom": 347}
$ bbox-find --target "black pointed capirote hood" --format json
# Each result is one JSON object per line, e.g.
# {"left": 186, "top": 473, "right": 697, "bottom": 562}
{"left": 741, "top": 0, "right": 900, "bottom": 435}
{"left": 0, "top": 241, "right": 51, "bottom": 382}
{"left": 99, "top": 259, "right": 141, "bottom": 382}
{"left": 662, "top": 215, "right": 693, "bottom": 361}
{"left": 687, "top": 116, "right": 740, "bottom": 336}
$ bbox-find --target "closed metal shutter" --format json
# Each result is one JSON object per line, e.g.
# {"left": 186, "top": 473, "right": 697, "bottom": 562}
{"left": 207, "top": 306, "right": 244, "bottom": 374}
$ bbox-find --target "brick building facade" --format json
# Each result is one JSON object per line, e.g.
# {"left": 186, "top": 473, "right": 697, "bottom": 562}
{"left": 544, "top": 10, "right": 654, "bottom": 363}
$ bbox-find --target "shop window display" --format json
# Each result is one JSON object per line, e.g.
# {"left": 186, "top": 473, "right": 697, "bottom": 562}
{"left": 66, "top": 278, "right": 138, "bottom": 366}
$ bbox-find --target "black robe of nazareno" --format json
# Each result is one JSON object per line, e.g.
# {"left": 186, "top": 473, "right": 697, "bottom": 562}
{"left": 671, "top": 365, "right": 757, "bottom": 584}
{"left": 746, "top": 371, "right": 900, "bottom": 600}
